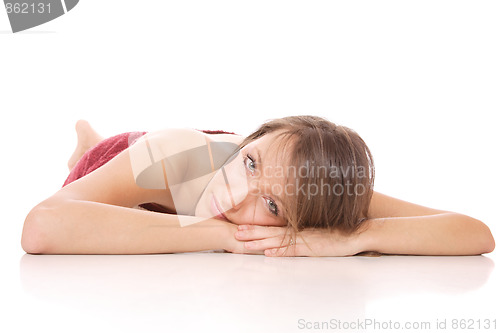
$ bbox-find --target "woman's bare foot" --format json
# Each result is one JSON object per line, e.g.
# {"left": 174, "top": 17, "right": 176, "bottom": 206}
{"left": 68, "top": 120, "right": 105, "bottom": 171}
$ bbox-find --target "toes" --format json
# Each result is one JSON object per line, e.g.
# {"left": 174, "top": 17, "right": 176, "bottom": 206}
{"left": 75, "top": 119, "right": 104, "bottom": 147}
{"left": 75, "top": 119, "right": 90, "bottom": 139}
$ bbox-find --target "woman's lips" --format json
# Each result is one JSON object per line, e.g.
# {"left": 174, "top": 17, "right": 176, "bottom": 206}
{"left": 211, "top": 195, "right": 230, "bottom": 222}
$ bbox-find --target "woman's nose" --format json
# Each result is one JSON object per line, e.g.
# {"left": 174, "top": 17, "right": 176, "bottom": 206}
{"left": 228, "top": 192, "right": 260, "bottom": 225}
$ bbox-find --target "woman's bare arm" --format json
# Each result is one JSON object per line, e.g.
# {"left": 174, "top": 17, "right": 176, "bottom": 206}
{"left": 22, "top": 199, "right": 232, "bottom": 254}
{"left": 359, "top": 213, "right": 495, "bottom": 255}
{"left": 21, "top": 134, "right": 233, "bottom": 255}
{"left": 360, "top": 191, "right": 495, "bottom": 255}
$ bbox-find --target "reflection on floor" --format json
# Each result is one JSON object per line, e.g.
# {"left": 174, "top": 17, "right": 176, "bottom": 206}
{"left": 17, "top": 252, "right": 497, "bottom": 332}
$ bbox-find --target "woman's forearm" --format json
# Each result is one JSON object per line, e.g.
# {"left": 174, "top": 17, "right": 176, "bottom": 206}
{"left": 22, "top": 199, "right": 232, "bottom": 255}
{"left": 359, "top": 213, "right": 495, "bottom": 255}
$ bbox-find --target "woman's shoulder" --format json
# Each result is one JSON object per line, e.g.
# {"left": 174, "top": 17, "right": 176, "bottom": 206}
{"left": 204, "top": 131, "right": 244, "bottom": 145}
{"left": 145, "top": 128, "right": 206, "bottom": 144}
{"left": 142, "top": 128, "right": 244, "bottom": 149}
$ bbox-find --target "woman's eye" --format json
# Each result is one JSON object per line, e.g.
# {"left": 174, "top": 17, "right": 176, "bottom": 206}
{"left": 244, "top": 154, "right": 256, "bottom": 173}
{"left": 265, "top": 197, "right": 279, "bottom": 216}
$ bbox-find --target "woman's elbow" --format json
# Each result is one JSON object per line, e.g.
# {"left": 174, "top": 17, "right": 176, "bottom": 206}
{"left": 482, "top": 227, "right": 495, "bottom": 254}
{"left": 456, "top": 214, "right": 495, "bottom": 255}
{"left": 21, "top": 205, "right": 54, "bottom": 254}
{"left": 472, "top": 217, "right": 495, "bottom": 254}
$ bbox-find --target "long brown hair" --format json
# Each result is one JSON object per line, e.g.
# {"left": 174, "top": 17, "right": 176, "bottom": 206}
{"left": 239, "top": 115, "right": 375, "bottom": 253}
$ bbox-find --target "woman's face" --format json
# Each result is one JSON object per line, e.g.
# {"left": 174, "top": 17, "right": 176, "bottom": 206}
{"left": 195, "top": 131, "right": 289, "bottom": 227}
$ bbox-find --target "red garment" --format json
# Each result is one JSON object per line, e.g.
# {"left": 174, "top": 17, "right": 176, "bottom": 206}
{"left": 62, "top": 131, "right": 147, "bottom": 187}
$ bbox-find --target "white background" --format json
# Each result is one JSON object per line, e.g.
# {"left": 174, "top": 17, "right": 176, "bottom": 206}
{"left": 1, "top": 1, "right": 498, "bottom": 332}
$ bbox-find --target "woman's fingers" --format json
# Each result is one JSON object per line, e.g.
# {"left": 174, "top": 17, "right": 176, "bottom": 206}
{"left": 234, "top": 224, "right": 288, "bottom": 241}
{"left": 233, "top": 224, "right": 322, "bottom": 257}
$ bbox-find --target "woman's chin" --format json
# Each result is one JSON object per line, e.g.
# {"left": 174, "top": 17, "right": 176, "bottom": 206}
{"left": 214, "top": 214, "right": 233, "bottom": 223}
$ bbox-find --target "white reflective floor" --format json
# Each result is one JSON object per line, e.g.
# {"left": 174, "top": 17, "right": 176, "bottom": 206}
{"left": 4, "top": 251, "right": 497, "bottom": 333}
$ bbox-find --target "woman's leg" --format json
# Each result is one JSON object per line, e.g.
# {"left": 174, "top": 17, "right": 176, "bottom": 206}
{"left": 68, "top": 120, "right": 105, "bottom": 171}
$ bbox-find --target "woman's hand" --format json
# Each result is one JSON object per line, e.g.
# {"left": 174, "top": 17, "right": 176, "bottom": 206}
{"left": 222, "top": 223, "right": 267, "bottom": 255}
{"left": 230, "top": 224, "right": 366, "bottom": 257}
